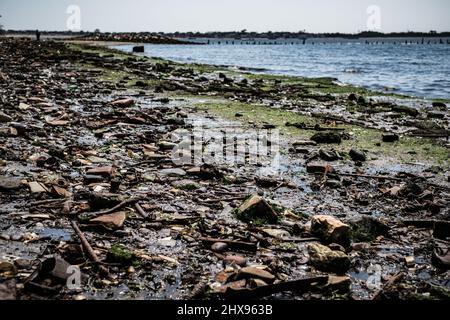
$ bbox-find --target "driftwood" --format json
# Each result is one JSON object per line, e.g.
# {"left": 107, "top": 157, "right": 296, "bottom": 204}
{"left": 134, "top": 202, "right": 149, "bottom": 219}
{"left": 80, "top": 196, "right": 146, "bottom": 218}
{"left": 221, "top": 276, "right": 329, "bottom": 299}
{"left": 372, "top": 272, "right": 404, "bottom": 300}
{"left": 70, "top": 220, "right": 109, "bottom": 275}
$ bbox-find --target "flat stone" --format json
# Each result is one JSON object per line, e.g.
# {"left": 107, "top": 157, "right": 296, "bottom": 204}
{"left": 211, "top": 242, "right": 228, "bottom": 253}
{"left": 238, "top": 266, "right": 275, "bottom": 282}
{"left": 28, "top": 181, "right": 48, "bottom": 194}
{"left": 223, "top": 255, "right": 247, "bottom": 267}
{"left": 90, "top": 211, "right": 126, "bottom": 230}
{"left": 159, "top": 168, "right": 186, "bottom": 177}
{"left": 171, "top": 179, "right": 201, "bottom": 190}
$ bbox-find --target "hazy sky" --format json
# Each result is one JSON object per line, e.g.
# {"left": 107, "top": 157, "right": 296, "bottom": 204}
{"left": 1, "top": 0, "right": 449, "bottom": 33}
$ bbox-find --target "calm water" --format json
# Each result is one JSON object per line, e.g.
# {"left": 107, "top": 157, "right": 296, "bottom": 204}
{"left": 113, "top": 38, "right": 450, "bottom": 99}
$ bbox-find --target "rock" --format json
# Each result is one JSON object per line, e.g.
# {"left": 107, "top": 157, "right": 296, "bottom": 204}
{"left": 0, "top": 177, "right": 23, "bottom": 191}
{"left": 307, "top": 243, "right": 351, "bottom": 274}
{"left": 0, "top": 261, "right": 17, "bottom": 276}
{"left": 132, "top": 45, "right": 145, "bottom": 53}
{"left": 432, "top": 101, "right": 447, "bottom": 109}
{"left": 325, "top": 275, "right": 351, "bottom": 292}
{"left": 382, "top": 133, "right": 399, "bottom": 143}
{"left": 349, "top": 216, "right": 388, "bottom": 242}
{"left": 90, "top": 211, "right": 126, "bottom": 230}
{"left": 0, "top": 112, "right": 12, "bottom": 123}
{"left": 111, "top": 98, "right": 134, "bottom": 107}
{"left": 351, "top": 242, "right": 371, "bottom": 251}
{"left": 86, "top": 166, "right": 115, "bottom": 178}
{"left": 391, "top": 105, "right": 419, "bottom": 117}
{"left": 171, "top": 179, "right": 200, "bottom": 190}
{"left": 349, "top": 149, "right": 367, "bottom": 162}
{"left": 211, "top": 242, "right": 228, "bottom": 253}
{"left": 158, "top": 141, "right": 177, "bottom": 150}
{"left": 311, "top": 132, "right": 342, "bottom": 144}
{"left": 234, "top": 195, "right": 279, "bottom": 224}
{"left": 28, "top": 181, "right": 48, "bottom": 194}
{"left": 261, "top": 228, "right": 290, "bottom": 239}
{"left": 160, "top": 168, "right": 186, "bottom": 177}
{"left": 404, "top": 256, "right": 415, "bottom": 267}
{"left": 223, "top": 255, "right": 247, "bottom": 267}
{"left": 432, "top": 240, "right": 450, "bottom": 269}
{"left": 348, "top": 93, "right": 358, "bottom": 101}
{"left": 319, "top": 149, "right": 341, "bottom": 161}
{"left": 237, "top": 266, "right": 275, "bottom": 282}
{"left": 306, "top": 162, "right": 334, "bottom": 174}
{"left": 107, "top": 244, "right": 134, "bottom": 264}
{"left": 310, "top": 215, "right": 351, "bottom": 246}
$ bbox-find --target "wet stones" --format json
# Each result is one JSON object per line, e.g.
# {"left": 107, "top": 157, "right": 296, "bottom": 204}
{"left": 382, "top": 133, "right": 399, "bottom": 142}
{"left": 307, "top": 243, "right": 351, "bottom": 274}
{"left": 223, "top": 255, "right": 247, "bottom": 267}
{"left": 86, "top": 166, "right": 115, "bottom": 178}
{"left": 159, "top": 168, "right": 187, "bottom": 177}
{"left": 348, "top": 216, "right": 389, "bottom": 242}
{"left": 310, "top": 215, "right": 351, "bottom": 246}
{"left": 234, "top": 195, "right": 279, "bottom": 225}
{"left": 310, "top": 132, "right": 342, "bottom": 144}
{"left": 349, "top": 149, "right": 367, "bottom": 162}
{"left": 107, "top": 244, "right": 134, "bottom": 264}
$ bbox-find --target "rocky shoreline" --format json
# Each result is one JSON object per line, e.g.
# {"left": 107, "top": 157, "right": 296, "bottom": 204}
{"left": 0, "top": 38, "right": 449, "bottom": 300}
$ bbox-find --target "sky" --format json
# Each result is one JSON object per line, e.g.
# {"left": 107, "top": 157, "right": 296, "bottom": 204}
{"left": 0, "top": 0, "right": 449, "bottom": 33}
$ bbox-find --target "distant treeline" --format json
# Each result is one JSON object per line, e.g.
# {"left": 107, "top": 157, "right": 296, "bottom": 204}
{"left": 3, "top": 30, "right": 450, "bottom": 39}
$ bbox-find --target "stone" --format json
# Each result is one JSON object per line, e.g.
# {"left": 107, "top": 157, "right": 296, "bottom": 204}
{"left": 310, "top": 132, "right": 342, "bottom": 144}
{"left": 86, "top": 166, "right": 115, "bottom": 178}
{"left": 171, "top": 179, "right": 200, "bottom": 190}
{"left": 0, "top": 177, "right": 23, "bottom": 191}
{"left": 160, "top": 168, "right": 186, "bottom": 177}
{"left": 211, "top": 242, "right": 228, "bottom": 253}
{"left": 0, "top": 261, "right": 17, "bottom": 275}
{"left": 404, "top": 256, "right": 415, "bottom": 267}
{"left": 234, "top": 195, "right": 279, "bottom": 224}
{"left": 349, "top": 149, "right": 367, "bottom": 162}
{"left": 90, "top": 211, "right": 126, "bottom": 230}
{"left": 292, "top": 140, "right": 317, "bottom": 146}
{"left": 306, "top": 162, "right": 334, "bottom": 174}
{"left": 382, "top": 133, "right": 399, "bottom": 142}
{"left": 132, "top": 45, "right": 145, "bottom": 53}
{"left": 28, "top": 181, "right": 48, "bottom": 194}
{"left": 349, "top": 216, "right": 389, "bottom": 242}
{"left": 432, "top": 101, "right": 447, "bottom": 109}
{"left": 311, "top": 215, "right": 351, "bottom": 246}
{"left": 307, "top": 243, "right": 351, "bottom": 274}
{"left": 111, "top": 98, "right": 134, "bottom": 107}
{"left": 0, "top": 112, "right": 12, "bottom": 123}
{"left": 261, "top": 228, "right": 290, "bottom": 239}
{"left": 238, "top": 266, "right": 275, "bottom": 282}
{"left": 107, "top": 244, "right": 134, "bottom": 264}
{"left": 223, "top": 255, "right": 247, "bottom": 267}
{"left": 325, "top": 275, "right": 351, "bottom": 292}
{"left": 158, "top": 141, "right": 177, "bottom": 150}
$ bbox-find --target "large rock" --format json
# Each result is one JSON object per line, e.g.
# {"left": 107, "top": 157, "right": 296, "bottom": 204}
{"left": 90, "top": 212, "right": 126, "bottom": 230}
{"left": 234, "top": 195, "right": 279, "bottom": 224}
{"left": 349, "top": 216, "right": 389, "bottom": 242}
{"left": 311, "top": 215, "right": 351, "bottom": 246}
{"left": 310, "top": 132, "right": 342, "bottom": 144}
{"left": 307, "top": 243, "right": 351, "bottom": 274}
{"left": 0, "top": 177, "right": 23, "bottom": 191}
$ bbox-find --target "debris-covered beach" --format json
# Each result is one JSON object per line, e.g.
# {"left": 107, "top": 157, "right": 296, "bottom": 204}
{"left": 0, "top": 37, "right": 449, "bottom": 300}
